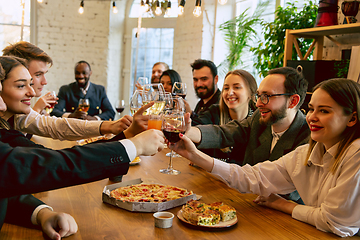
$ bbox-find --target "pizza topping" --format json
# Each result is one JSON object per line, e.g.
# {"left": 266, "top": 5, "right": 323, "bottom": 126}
{"left": 110, "top": 183, "right": 193, "bottom": 203}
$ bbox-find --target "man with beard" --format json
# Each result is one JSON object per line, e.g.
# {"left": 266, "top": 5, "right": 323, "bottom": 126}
{"left": 187, "top": 59, "right": 221, "bottom": 124}
{"left": 185, "top": 67, "right": 309, "bottom": 203}
{"left": 52, "top": 61, "right": 115, "bottom": 120}
{"left": 151, "top": 62, "right": 169, "bottom": 84}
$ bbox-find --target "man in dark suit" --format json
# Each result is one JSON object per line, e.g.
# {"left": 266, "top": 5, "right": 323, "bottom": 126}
{"left": 186, "top": 67, "right": 309, "bottom": 203}
{"left": 51, "top": 61, "right": 115, "bottom": 120}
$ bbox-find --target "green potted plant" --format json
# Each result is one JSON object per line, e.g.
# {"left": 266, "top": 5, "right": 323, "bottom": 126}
{"left": 251, "top": 1, "right": 318, "bottom": 77}
{"left": 218, "top": 1, "right": 269, "bottom": 77}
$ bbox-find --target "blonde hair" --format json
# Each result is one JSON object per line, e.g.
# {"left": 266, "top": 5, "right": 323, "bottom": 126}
{"left": 305, "top": 79, "right": 360, "bottom": 173}
{"left": 219, "top": 69, "right": 257, "bottom": 125}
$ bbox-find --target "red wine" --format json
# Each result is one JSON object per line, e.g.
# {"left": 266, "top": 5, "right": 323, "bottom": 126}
{"left": 176, "top": 93, "right": 186, "bottom": 99}
{"left": 163, "top": 129, "right": 185, "bottom": 143}
{"left": 116, "top": 107, "right": 125, "bottom": 113}
{"left": 172, "top": 93, "right": 186, "bottom": 99}
{"left": 48, "top": 102, "right": 56, "bottom": 108}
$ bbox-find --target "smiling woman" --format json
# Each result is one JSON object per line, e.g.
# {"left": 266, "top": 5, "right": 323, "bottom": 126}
{"left": 0, "top": 56, "right": 34, "bottom": 121}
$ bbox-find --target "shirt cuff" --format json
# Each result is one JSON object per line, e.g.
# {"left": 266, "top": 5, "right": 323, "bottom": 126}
{"left": 210, "top": 158, "right": 231, "bottom": 183}
{"left": 119, "top": 139, "right": 137, "bottom": 162}
{"left": 31, "top": 205, "right": 54, "bottom": 225}
{"left": 94, "top": 116, "right": 101, "bottom": 121}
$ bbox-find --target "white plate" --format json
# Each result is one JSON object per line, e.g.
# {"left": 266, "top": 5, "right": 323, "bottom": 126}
{"left": 177, "top": 209, "right": 238, "bottom": 228}
{"left": 130, "top": 157, "right": 141, "bottom": 165}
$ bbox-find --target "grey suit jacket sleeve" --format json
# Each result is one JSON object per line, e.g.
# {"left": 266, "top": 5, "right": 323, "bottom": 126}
{"left": 196, "top": 114, "right": 253, "bottom": 149}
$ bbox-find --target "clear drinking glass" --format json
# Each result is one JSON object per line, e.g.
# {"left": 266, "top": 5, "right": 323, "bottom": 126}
{"left": 78, "top": 99, "right": 90, "bottom": 113}
{"left": 45, "top": 91, "right": 57, "bottom": 114}
{"left": 160, "top": 109, "right": 185, "bottom": 175}
{"left": 116, "top": 99, "right": 126, "bottom": 115}
{"left": 142, "top": 84, "right": 166, "bottom": 115}
{"left": 165, "top": 96, "right": 184, "bottom": 157}
{"left": 172, "top": 82, "right": 187, "bottom": 99}
{"left": 130, "top": 90, "right": 143, "bottom": 116}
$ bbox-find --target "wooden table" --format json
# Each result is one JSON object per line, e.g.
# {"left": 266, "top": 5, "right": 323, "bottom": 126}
{"left": 1, "top": 149, "right": 359, "bottom": 240}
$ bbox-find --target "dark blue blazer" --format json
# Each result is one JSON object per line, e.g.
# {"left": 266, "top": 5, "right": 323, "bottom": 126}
{"left": 0, "top": 129, "right": 129, "bottom": 231}
{"left": 51, "top": 82, "right": 115, "bottom": 120}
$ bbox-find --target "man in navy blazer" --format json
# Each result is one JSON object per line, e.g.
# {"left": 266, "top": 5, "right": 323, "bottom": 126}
{"left": 51, "top": 61, "right": 115, "bottom": 120}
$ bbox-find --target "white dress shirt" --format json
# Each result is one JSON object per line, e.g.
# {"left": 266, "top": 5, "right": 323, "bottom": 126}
{"left": 211, "top": 139, "right": 360, "bottom": 237}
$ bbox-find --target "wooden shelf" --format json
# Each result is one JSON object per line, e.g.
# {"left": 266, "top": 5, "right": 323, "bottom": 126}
{"left": 284, "top": 23, "right": 360, "bottom": 66}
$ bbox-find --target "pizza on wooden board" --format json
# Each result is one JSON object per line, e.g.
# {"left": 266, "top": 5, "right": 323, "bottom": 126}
{"left": 181, "top": 200, "right": 236, "bottom": 226}
{"left": 110, "top": 183, "right": 193, "bottom": 202}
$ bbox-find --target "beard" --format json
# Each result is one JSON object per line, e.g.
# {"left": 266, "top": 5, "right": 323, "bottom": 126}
{"left": 151, "top": 76, "right": 160, "bottom": 84}
{"left": 195, "top": 82, "right": 216, "bottom": 99}
{"left": 259, "top": 103, "right": 287, "bottom": 126}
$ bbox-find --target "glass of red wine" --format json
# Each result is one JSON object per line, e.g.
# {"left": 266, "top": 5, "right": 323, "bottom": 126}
{"left": 160, "top": 109, "right": 185, "bottom": 175}
{"left": 172, "top": 82, "right": 187, "bottom": 99}
{"left": 116, "top": 99, "right": 126, "bottom": 116}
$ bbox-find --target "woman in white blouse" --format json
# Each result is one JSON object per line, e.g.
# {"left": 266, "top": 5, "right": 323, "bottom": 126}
{"left": 171, "top": 78, "right": 360, "bottom": 237}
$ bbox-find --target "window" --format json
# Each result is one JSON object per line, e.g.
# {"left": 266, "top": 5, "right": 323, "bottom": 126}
{"left": 131, "top": 28, "right": 174, "bottom": 89}
{"left": 0, "top": 0, "right": 31, "bottom": 51}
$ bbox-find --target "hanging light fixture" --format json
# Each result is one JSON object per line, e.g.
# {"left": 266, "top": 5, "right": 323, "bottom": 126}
{"left": 37, "top": 0, "right": 44, "bottom": 3}
{"left": 78, "top": 0, "right": 84, "bottom": 14}
{"left": 112, "top": 1, "right": 118, "bottom": 14}
{"left": 193, "top": 0, "right": 201, "bottom": 17}
{"left": 154, "top": 0, "right": 162, "bottom": 16}
{"left": 165, "top": 1, "right": 171, "bottom": 17}
{"left": 145, "top": 0, "right": 150, "bottom": 12}
{"left": 218, "top": 0, "right": 227, "bottom": 5}
{"left": 178, "top": 0, "right": 186, "bottom": 16}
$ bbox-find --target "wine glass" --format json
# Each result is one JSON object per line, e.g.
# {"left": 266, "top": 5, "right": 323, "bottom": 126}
{"left": 160, "top": 109, "right": 185, "bottom": 175}
{"left": 172, "top": 82, "right": 187, "bottom": 99}
{"left": 165, "top": 96, "right": 185, "bottom": 157}
{"left": 137, "top": 77, "right": 149, "bottom": 86}
{"left": 78, "top": 99, "right": 90, "bottom": 113}
{"left": 130, "top": 90, "right": 143, "bottom": 116}
{"left": 115, "top": 99, "right": 126, "bottom": 116}
{"left": 142, "top": 84, "right": 166, "bottom": 115}
{"left": 44, "top": 91, "right": 57, "bottom": 114}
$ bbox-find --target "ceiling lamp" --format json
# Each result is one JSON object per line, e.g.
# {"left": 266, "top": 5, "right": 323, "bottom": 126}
{"left": 37, "top": 0, "right": 44, "bottom": 3}
{"left": 165, "top": 1, "right": 172, "bottom": 17}
{"left": 178, "top": 0, "right": 186, "bottom": 16}
{"left": 79, "top": 0, "right": 85, "bottom": 14}
{"left": 218, "top": 0, "right": 227, "bottom": 5}
{"left": 112, "top": 1, "right": 118, "bottom": 14}
{"left": 154, "top": 0, "right": 162, "bottom": 16}
{"left": 193, "top": 0, "right": 202, "bottom": 17}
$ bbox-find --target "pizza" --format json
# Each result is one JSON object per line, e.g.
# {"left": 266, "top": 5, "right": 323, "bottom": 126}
{"left": 181, "top": 200, "right": 236, "bottom": 226}
{"left": 110, "top": 183, "right": 193, "bottom": 202}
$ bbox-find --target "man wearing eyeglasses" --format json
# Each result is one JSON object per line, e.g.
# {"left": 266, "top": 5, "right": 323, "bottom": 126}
{"left": 186, "top": 67, "right": 310, "bottom": 203}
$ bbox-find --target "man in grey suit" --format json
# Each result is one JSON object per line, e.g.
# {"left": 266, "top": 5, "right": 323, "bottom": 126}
{"left": 186, "top": 67, "right": 309, "bottom": 203}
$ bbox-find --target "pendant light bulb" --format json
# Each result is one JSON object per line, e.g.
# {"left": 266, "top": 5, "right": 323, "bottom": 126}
{"left": 165, "top": 1, "right": 171, "bottom": 17}
{"left": 178, "top": 0, "right": 185, "bottom": 16}
{"left": 140, "top": 0, "right": 147, "bottom": 13}
{"left": 218, "top": 0, "right": 227, "bottom": 5}
{"left": 155, "top": 0, "right": 162, "bottom": 16}
{"left": 145, "top": 0, "right": 150, "bottom": 12}
{"left": 112, "top": 2, "right": 118, "bottom": 14}
{"left": 193, "top": 0, "right": 201, "bottom": 17}
{"left": 37, "top": 0, "right": 43, "bottom": 3}
{"left": 79, "top": 0, "right": 84, "bottom": 14}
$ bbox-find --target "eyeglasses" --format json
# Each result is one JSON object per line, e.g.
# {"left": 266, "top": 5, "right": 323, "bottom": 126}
{"left": 252, "top": 93, "right": 293, "bottom": 105}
